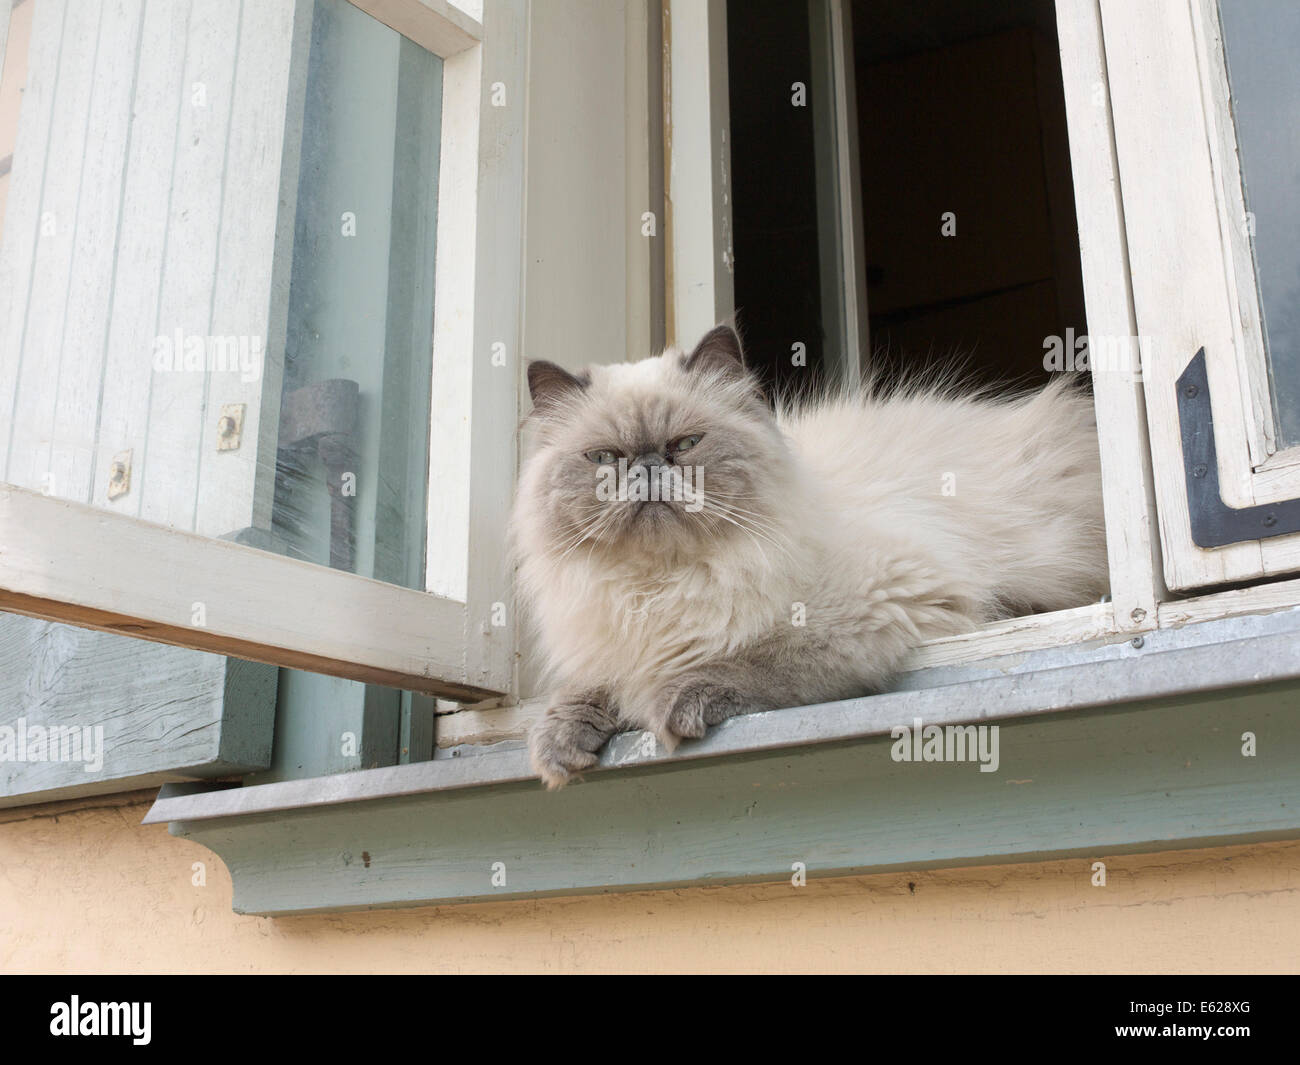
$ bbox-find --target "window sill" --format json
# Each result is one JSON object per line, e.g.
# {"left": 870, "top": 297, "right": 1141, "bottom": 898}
{"left": 145, "top": 608, "right": 1300, "bottom": 915}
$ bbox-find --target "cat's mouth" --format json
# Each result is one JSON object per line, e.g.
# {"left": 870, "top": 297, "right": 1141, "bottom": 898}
{"left": 631, "top": 499, "right": 675, "bottom": 522}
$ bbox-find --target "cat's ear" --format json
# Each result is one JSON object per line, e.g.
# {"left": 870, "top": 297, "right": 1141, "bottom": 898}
{"left": 684, "top": 324, "right": 747, "bottom": 379}
{"left": 684, "top": 324, "right": 767, "bottom": 403}
{"left": 527, "top": 360, "right": 589, "bottom": 415}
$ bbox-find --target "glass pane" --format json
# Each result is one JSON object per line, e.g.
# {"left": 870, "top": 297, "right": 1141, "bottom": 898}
{"left": 0, "top": 0, "right": 440, "bottom": 591}
{"left": 274, "top": 0, "right": 440, "bottom": 588}
{"left": 263, "top": 0, "right": 444, "bottom": 783}
{"left": 1218, "top": 0, "right": 1300, "bottom": 447}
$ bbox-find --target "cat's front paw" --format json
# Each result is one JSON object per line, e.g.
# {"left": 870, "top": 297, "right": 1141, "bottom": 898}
{"left": 658, "top": 680, "right": 751, "bottom": 749}
{"left": 528, "top": 695, "right": 618, "bottom": 790}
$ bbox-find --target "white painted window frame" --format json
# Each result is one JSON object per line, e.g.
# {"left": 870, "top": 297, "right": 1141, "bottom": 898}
{"left": 1099, "top": 0, "right": 1300, "bottom": 592}
{"left": 0, "top": 0, "right": 524, "bottom": 700}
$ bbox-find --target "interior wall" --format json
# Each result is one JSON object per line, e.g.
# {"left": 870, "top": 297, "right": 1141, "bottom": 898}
{"left": 1, "top": 795, "right": 1296, "bottom": 973}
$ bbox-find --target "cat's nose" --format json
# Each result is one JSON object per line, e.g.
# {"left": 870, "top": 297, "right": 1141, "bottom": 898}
{"left": 630, "top": 452, "right": 667, "bottom": 470}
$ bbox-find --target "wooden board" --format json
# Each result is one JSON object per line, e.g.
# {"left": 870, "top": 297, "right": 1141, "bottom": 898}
{"left": 0, "top": 484, "right": 495, "bottom": 699}
{"left": 0, "top": 1, "right": 291, "bottom": 806}
{"left": 1055, "top": 0, "right": 1163, "bottom": 629}
{"left": 0, "top": 613, "right": 274, "bottom": 808}
{"left": 0, "top": 0, "right": 68, "bottom": 481}
{"left": 47, "top": 0, "right": 144, "bottom": 506}
{"left": 193, "top": 0, "right": 299, "bottom": 539}
{"left": 1099, "top": 0, "right": 1300, "bottom": 588}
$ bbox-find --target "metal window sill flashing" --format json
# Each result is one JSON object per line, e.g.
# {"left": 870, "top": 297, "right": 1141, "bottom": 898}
{"left": 144, "top": 609, "right": 1300, "bottom": 915}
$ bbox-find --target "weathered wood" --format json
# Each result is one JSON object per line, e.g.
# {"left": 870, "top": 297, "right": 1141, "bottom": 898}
{"left": 0, "top": 613, "right": 274, "bottom": 808}
{"left": 92, "top": 0, "right": 190, "bottom": 516}
{"left": 1158, "top": 577, "right": 1300, "bottom": 629}
{"left": 46, "top": 0, "right": 144, "bottom": 506}
{"left": 140, "top": 0, "right": 240, "bottom": 531}
{"left": 902, "top": 601, "right": 1115, "bottom": 671}
{"left": 1, "top": 1, "right": 522, "bottom": 800}
{"left": 0, "top": 0, "right": 63, "bottom": 477}
{"left": 5, "top": 0, "right": 93, "bottom": 494}
{"left": 350, "top": 0, "right": 482, "bottom": 56}
{"left": 167, "top": 682, "right": 1300, "bottom": 914}
{"left": 0, "top": 1, "right": 285, "bottom": 809}
{"left": 400, "top": 692, "right": 436, "bottom": 764}
{"left": 1100, "top": 0, "right": 1300, "bottom": 588}
{"left": 0, "top": 484, "right": 496, "bottom": 699}
{"left": 1055, "top": 0, "right": 1164, "bottom": 628}
{"left": 427, "top": 0, "right": 524, "bottom": 694}
{"left": 194, "top": 0, "right": 298, "bottom": 540}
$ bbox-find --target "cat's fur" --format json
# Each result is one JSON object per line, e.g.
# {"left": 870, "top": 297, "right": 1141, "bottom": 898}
{"left": 513, "top": 325, "right": 1106, "bottom": 788}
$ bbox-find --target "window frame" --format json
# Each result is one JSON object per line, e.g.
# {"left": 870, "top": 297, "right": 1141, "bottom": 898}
{"left": 0, "top": 0, "right": 522, "bottom": 699}
{"left": 6, "top": 0, "right": 1298, "bottom": 817}
{"left": 122, "top": 0, "right": 1300, "bottom": 913}
{"left": 436, "top": 0, "right": 1174, "bottom": 750}
{"left": 1099, "top": 0, "right": 1300, "bottom": 591}
{"left": 430, "top": 0, "right": 1300, "bottom": 750}
{"left": 660, "top": 0, "right": 1162, "bottom": 673}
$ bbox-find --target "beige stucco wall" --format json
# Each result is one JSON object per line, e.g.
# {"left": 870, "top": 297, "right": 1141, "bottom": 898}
{"left": 1, "top": 792, "right": 1297, "bottom": 973}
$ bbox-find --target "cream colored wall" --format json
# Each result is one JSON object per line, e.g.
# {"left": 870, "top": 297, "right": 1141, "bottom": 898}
{"left": 1, "top": 793, "right": 1296, "bottom": 973}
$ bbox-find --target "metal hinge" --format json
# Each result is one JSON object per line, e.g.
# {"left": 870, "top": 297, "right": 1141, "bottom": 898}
{"left": 1176, "top": 347, "right": 1300, "bottom": 548}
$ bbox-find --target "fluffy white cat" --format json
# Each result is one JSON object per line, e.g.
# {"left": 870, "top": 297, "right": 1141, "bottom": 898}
{"left": 512, "top": 325, "right": 1106, "bottom": 788}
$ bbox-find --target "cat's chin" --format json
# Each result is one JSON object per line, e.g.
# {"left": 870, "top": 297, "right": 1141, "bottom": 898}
{"left": 605, "top": 503, "right": 680, "bottom": 546}
{"left": 595, "top": 503, "right": 712, "bottom": 554}
{"left": 632, "top": 499, "right": 674, "bottom": 522}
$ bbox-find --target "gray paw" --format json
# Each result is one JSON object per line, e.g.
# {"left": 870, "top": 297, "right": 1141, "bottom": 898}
{"left": 661, "top": 682, "right": 749, "bottom": 748}
{"left": 529, "top": 698, "right": 616, "bottom": 789}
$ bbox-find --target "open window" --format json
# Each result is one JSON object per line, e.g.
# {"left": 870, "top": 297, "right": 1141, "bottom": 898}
{"left": 0, "top": 0, "right": 522, "bottom": 802}
{"left": 669, "top": 0, "right": 1159, "bottom": 671}
{"left": 729, "top": 0, "right": 1090, "bottom": 396}
{"left": 77, "top": 0, "right": 1300, "bottom": 913}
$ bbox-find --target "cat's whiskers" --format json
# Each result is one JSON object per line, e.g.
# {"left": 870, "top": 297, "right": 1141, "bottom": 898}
{"left": 549, "top": 503, "right": 613, "bottom": 563}
{"left": 701, "top": 493, "right": 787, "bottom": 537}
{"left": 697, "top": 498, "right": 794, "bottom": 564}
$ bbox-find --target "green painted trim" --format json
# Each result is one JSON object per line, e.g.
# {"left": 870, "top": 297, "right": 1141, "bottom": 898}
{"left": 0, "top": 615, "right": 275, "bottom": 808}
{"left": 171, "top": 683, "right": 1300, "bottom": 915}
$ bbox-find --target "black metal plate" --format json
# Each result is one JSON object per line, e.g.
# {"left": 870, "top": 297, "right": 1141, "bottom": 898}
{"left": 1176, "top": 347, "right": 1300, "bottom": 548}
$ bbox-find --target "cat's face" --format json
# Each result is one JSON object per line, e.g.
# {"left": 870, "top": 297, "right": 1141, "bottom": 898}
{"left": 517, "top": 326, "right": 792, "bottom": 559}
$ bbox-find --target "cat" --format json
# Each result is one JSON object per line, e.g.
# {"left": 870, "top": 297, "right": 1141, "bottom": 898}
{"left": 512, "top": 324, "right": 1107, "bottom": 789}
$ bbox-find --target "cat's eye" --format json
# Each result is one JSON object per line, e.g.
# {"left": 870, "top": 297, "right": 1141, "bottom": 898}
{"left": 671, "top": 433, "right": 704, "bottom": 453}
{"left": 584, "top": 448, "right": 622, "bottom": 465}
